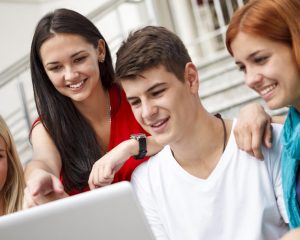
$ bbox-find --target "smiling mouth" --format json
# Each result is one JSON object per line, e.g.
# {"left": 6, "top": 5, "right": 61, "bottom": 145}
{"left": 259, "top": 83, "right": 277, "bottom": 96}
{"left": 150, "top": 117, "right": 169, "bottom": 128}
{"left": 68, "top": 79, "right": 86, "bottom": 89}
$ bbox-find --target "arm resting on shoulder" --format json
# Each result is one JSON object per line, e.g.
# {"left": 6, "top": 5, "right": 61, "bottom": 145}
{"left": 236, "top": 102, "right": 286, "bottom": 160}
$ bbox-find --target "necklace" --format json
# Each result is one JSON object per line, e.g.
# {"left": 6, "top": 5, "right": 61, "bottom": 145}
{"left": 215, "top": 113, "right": 227, "bottom": 153}
{"left": 106, "top": 90, "right": 111, "bottom": 124}
{"left": 100, "top": 91, "right": 111, "bottom": 154}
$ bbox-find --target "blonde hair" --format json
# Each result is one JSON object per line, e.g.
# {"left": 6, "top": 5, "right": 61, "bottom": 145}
{"left": 0, "top": 115, "right": 25, "bottom": 214}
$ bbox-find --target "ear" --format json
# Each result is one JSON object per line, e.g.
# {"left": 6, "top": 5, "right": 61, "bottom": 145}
{"left": 184, "top": 62, "right": 199, "bottom": 94}
{"left": 97, "top": 39, "right": 106, "bottom": 62}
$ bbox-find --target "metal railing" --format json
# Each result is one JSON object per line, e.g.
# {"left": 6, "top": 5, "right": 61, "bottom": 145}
{"left": 0, "top": 0, "right": 156, "bottom": 164}
{"left": 185, "top": 0, "right": 247, "bottom": 63}
{"left": 1, "top": 0, "right": 262, "bottom": 164}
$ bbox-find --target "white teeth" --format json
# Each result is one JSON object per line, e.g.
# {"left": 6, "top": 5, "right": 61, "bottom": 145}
{"left": 260, "top": 84, "right": 276, "bottom": 96}
{"left": 69, "top": 80, "right": 84, "bottom": 89}
{"left": 151, "top": 120, "right": 165, "bottom": 127}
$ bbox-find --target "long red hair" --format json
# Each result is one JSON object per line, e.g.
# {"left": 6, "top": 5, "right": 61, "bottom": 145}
{"left": 226, "top": 0, "right": 300, "bottom": 68}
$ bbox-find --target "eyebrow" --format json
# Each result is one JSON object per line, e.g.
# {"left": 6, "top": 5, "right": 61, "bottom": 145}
{"left": 235, "top": 50, "right": 261, "bottom": 65}
{"left": 45, "top": 50, "right": 86, "bottom": 66}
{"left": 126, "top": 82, "right": 167, "bottom": 101}
{"left": 146, "top": 82, "right": 167, "bottom": 93}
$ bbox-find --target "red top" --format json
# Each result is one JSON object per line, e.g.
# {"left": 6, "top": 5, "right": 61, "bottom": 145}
{"left": 108, "top": 85, "right": 148, "bottom": 183}
{"left": 32, "top": 84, "right": 148, "bottom": 195}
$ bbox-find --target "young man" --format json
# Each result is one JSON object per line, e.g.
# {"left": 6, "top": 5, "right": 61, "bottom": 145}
{"left": 115, "top": 26, "right": 288, "bottom": 240}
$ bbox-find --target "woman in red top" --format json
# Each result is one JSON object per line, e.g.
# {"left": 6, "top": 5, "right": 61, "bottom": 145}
{"left": 23, "top": 8, "right": 161, "bottom": 207}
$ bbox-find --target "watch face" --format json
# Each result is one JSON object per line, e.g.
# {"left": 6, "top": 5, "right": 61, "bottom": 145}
{"left": 130, "top": 133, "right": 146, "bottom": 139}
{"left": 130, "top": 133, "right": 147, "bottom": 160}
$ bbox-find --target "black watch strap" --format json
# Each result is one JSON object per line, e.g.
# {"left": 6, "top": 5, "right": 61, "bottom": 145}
{"left": 130, "top": 133, "right": 147, "bottom": 159}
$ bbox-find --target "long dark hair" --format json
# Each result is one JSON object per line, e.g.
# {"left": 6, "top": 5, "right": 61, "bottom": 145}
{"left": 30, "top": 8, "right": 115, "bottom": 192}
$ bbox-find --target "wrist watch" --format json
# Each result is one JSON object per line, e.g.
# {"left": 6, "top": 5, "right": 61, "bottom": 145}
{"left": 130, "top": 133, "right": 147, "bottom": 159}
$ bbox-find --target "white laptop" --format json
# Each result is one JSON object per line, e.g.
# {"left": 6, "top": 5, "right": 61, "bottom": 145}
{"left": 0, "top": 181, "right": 155, "bottom": 240}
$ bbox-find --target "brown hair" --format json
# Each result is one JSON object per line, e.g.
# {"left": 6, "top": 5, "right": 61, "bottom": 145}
{"left": 115, "top": 26, "right": 191, "bottom": 82}
{"left": 226, "top": 0, "right": 300, "bottom": 68}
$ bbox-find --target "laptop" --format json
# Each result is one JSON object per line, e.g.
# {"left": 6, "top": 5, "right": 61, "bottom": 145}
{"left": 0, "top": 181, "right": 155, "bottom": 240}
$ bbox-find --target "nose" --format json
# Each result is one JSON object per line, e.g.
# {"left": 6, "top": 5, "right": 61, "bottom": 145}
{"left": 245, "top": 68, "right": 263, "bottom": 89}
{"left": 141, "top": 99, "right": 158, "bottom": 120}
{"left": 64, "top": 66, "right": 79, "bottom": 81}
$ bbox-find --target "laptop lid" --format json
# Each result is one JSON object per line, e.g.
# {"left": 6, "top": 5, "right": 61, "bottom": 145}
{"left": 0, "top": 181, "right": 155, "bottom": 240}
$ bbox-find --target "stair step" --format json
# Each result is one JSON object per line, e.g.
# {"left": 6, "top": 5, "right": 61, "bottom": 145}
{"left": 202, "top": 83, "right": 259, "bottom": 114}
{"left": 199, "top": 68, "right": 243, "bottom": 98}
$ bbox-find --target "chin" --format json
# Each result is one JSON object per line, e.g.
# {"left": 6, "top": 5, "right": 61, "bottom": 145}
{"left": 152, "top": 134, "right": 170, "bottom": 147}
{"left": 71, "top": 93, "right": 89, "bottom": 102}
{"left": 266, "top": 101, "right": 285, "bottom": 110}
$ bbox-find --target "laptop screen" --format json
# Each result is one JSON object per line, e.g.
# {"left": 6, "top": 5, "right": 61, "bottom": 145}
{"left": 0, "top": 181, "right": 155, "bottom": 240}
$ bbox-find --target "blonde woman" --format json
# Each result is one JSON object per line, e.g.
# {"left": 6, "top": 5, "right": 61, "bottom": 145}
{"left": 0, "top": 115, "right": 25, "bottom": 215}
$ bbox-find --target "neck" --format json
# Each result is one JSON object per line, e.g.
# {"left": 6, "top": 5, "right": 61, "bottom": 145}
{"left": 170, "top": 109, "right": 231, "bottom": 179}
{"left": 73, "top": 84, "right": 111, "bottom": 152}
{"left": 293, "top": 104, "right": 300, "bottom": 113}
{"left": 74, "top": 84, "right": 110, "bottom": 124}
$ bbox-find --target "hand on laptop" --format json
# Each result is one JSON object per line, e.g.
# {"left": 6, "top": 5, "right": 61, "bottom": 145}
{"left": 23, "top": 169, "right": 68, "bottom": 209}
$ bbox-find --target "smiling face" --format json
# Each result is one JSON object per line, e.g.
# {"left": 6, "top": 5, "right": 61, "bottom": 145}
{"left": 40, "top": 33, "right": 105, "bottom": 104}
{"left": 0, "top": 136, "right": 8, "bottom": 195}
{"left": 121, "top": 64, "right": 199, "bottom": 146}
{"left": 231, "top": 32, "right": 300, "bottom": 110}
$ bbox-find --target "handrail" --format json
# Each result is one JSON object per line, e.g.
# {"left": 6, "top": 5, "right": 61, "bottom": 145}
{"left": 87, "top": 0, "right": 130, "bottom": 21}
{"left": 0, "top": 0, "right": 137, "bottom": 89}
{"left": 0, "top": 0, "right": 254, "bottom": 165}
{"left": 0, "top": 0, "right": 146, "bottom": 164}
{"left": 0, "top": 54, "right": 29, "bottom": 88}
{"left": 17, "top": 81, "right": 31, "bottom": 131}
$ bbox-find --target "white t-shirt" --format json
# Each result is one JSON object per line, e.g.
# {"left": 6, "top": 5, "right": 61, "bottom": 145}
{"left": 131, "top": 121, "right": 288, "bottom": 240}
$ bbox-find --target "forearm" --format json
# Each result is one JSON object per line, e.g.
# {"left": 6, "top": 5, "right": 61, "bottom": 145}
{"left": 119, "top": 136, "right": 162, "bottom": 159}
{"left": 89, "top": 136, "right": 163, "bottom": 188}
{"left": 24, "top": 159, "right": 59, "bottom": 181}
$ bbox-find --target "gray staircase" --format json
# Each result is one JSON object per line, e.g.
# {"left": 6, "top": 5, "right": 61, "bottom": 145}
{"left": 0, "top": 0, "right": 156, "bottom": 165}
{"left": 198, "top": 51, "right": 288, "bottom": 119}
{"left": 0, "top": 0, "right": 287, "bottom": 166}
{"left": 1, "top": 49, "right": 288, "bottom": 165}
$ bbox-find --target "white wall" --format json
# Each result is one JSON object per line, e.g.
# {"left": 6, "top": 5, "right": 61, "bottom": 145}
{"left": 0, "top": 0, "right": 110, "bottom": 72}
{"left": 0, "top": 2, "right": 40, "bottom": 70}
{"left": 0, "top": 0, "right": 157, "bottom": 164}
